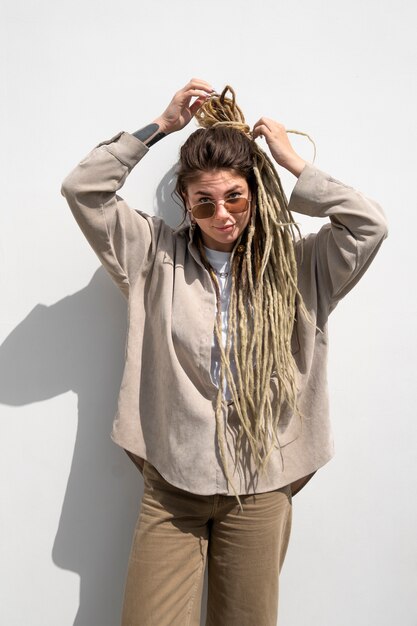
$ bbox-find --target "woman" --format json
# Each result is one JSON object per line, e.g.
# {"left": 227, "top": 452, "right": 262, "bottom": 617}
{"left": 61, "top": 78, "right": 388, "bottom": 625}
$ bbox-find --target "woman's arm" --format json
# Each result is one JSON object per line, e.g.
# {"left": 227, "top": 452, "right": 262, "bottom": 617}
{"left": 60, "top": 131, "right": 156, "bottom": 298}
{"left": 289, "top": 163, "right": 389, "bottom": 312}
{"left": 60, "top": 79, "right": 214, "bottom": 298}
{"left": 252, "top": 116, "right": 388, "bottom": 311}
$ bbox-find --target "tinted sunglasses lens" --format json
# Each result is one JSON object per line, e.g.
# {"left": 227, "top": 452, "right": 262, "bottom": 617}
{"left": 191, "top": 202, "right": 215, "bottom": 219}
{"left": 224, "top": 197, "right": 248, "bottom": 213}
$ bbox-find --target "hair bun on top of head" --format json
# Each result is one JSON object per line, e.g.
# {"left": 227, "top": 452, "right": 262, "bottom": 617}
{"left": 194, "top": 85, "right": 252, "bottom": 137}
{"left": 195, "top": 84, "right": 317, "bottom": 162}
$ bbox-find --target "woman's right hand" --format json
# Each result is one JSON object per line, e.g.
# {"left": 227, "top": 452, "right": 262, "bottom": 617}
{"left": 153, "top": 78, "right": 214, "bottom": 135}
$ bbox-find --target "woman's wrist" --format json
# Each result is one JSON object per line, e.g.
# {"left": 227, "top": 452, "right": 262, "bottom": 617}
{"left": 282, "top": 154, "right": 306, "bottom": 178}
{"left": 152, "top": 116, "right": 171, "bottom": 136}
{"left": 132, "top": 121, "right": 167, "bottom": 147}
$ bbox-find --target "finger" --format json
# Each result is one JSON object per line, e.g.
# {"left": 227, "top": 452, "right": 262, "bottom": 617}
{"left": 253, "top": 117, "right": 285, "bottom": 133}
{"left": 252, "top": 123, "right": 273, "bottom": 140}
{"left": 178, "top": 88, "right": 214, "bottom": 103}
{"left": 253, "top": 117, "right": 272, "bottom": 128}
{"left": 176, "top": 81, "right": 214, "bottom": 100}
{"left": 186, "top": 78, "right": 215, "bottom": 92}
{"left": 189, "top": 95, "right": 208, "bottom": 116}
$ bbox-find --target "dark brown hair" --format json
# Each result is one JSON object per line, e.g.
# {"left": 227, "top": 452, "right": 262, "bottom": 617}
{"left": 175, "top": 126, "right": 257, "bottom": 204}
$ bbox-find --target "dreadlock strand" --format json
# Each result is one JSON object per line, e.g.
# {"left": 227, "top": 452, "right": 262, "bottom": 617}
{"left": 178, "top": 86, "right": 317, "bottom": 505}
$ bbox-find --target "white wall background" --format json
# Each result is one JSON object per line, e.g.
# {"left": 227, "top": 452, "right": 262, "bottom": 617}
{"left": 1, "top": 0, "right": 416, "bottom": 624}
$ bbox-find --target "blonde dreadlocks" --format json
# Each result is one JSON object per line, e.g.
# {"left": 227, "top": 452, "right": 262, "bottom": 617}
{"left": 176, "top": 86, "right": 315, "bottom": 509}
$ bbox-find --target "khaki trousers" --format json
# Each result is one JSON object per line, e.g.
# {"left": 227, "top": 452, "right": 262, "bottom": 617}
{"left": 121, "top": 459, "right": 292, "bottom": 626}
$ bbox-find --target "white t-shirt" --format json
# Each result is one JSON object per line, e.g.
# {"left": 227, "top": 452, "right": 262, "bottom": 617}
{"left": 204, "top": 246, "right": 237, "bottom": 401}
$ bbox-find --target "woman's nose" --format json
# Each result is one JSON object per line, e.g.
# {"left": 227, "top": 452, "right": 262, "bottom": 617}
{"left": 213, "top": 200, "right": 231, "bottom": 219}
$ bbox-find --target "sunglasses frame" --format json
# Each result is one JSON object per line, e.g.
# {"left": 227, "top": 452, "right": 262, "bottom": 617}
{"left": 188, "top": 197, "right": 251, "bottom": 220}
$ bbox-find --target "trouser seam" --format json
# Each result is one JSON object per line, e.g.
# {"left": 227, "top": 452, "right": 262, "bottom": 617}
{"left": 184, "top": 535, "right": 206, "bottom": 626}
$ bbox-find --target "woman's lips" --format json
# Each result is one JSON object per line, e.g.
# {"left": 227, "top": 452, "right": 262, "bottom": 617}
{"left": 214, "top": 224, "right": 234, "bottom": 232}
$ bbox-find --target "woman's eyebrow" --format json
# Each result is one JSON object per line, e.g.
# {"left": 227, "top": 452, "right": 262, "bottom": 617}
{"left": 194, "top": 185, "right": 244, "bottom": 196}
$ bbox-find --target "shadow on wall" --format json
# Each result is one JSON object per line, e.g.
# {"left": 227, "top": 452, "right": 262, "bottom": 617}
{"left": 154, "top": 163, "right": 187, "bottom": 229}
{"left": 0, "top": 269, "right": 143, "bottom": 626}
{"left": 0, "top": 169, "right": 209, "bottom": 625}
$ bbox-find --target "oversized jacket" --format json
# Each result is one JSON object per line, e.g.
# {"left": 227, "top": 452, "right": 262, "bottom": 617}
{"left": 60, "top": 130, "right": 388, "bottom": 496}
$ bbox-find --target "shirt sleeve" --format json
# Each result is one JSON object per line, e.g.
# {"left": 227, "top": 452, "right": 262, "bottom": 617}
{"left": 60, "top": 130, "right": 165, "bottom": 299}
{"left": 288, "top": 163, "right": 389, "bottom": 313}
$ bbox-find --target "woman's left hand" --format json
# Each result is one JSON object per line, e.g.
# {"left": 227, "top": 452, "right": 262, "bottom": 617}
{"left": 252, "top": 117, "right": 306, "bottom": 177}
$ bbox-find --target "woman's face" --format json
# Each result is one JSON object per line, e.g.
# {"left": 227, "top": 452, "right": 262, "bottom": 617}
{"left": 184, "top": 169, "right": 252, "bottom": 252}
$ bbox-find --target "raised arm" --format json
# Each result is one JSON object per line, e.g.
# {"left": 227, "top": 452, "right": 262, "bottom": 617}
{"left": 61, "top": 132, "right": 154, "bottom": 298}
{"left": 60, "top": 79, "right": 214, "bottom": 298}
{"left": 252, "top": 116, "right": 388, "bottom": 312}
{"left": 288, "top": 164, "right": 388, "bottom": 312}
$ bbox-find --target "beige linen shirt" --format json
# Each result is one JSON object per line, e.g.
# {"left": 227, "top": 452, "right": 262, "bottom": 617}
{"left": 61, "top": 130, "right": 388, "bottom": 495}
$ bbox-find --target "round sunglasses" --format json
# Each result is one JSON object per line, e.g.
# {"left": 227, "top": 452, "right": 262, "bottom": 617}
{"left": 189, "top": 197, "right": 251, "bottom": 220}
